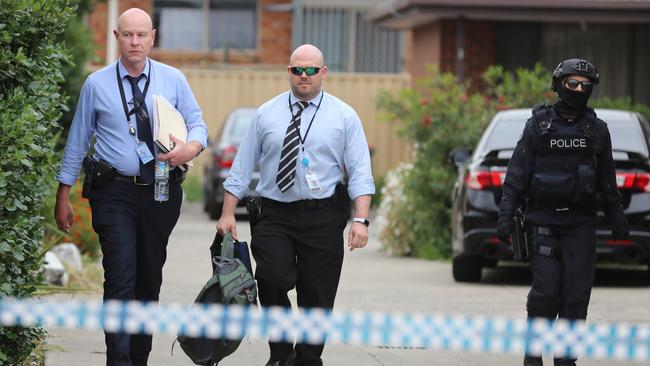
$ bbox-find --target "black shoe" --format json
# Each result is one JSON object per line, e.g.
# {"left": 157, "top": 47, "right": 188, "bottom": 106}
{"left": 265, "top": 349, "right": 296, "bottom": 366}
{"left": 524, "top": 356, "right": 543, "bottom": 366}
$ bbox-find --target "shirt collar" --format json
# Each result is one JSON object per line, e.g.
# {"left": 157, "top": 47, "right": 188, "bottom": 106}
{"left": 117, "top": 58, "right": 150, "bottom": 80}
{"left": 289, "top": 90, "right": 326, "bottom": 110}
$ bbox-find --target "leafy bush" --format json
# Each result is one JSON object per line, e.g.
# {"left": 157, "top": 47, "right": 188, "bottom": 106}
{"left": 377, "top": 67, "right": 495, "bottom": 258}
{"left": 182, "top": 173, "right": 204, "bottom": 202}
{"left": 0, "top": 0, "right": 76, "bottom": 364}
{"left": 377, "top": 63, "right": 650, "bottom": 260}
{"left": 56, "top": 0, "right": 96, "bottom": 149}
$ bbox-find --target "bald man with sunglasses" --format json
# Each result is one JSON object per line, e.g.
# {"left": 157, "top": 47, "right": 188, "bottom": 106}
{"left": 497, "top": 59, "right": 628, "bottom": 366}
{"left": 217, "top": 44, "right": 374, "bottom": 366}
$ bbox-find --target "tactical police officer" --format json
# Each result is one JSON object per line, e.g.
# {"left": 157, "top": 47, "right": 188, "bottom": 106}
{"left": 497, "top": 58, "right": 629, "bottom": 366}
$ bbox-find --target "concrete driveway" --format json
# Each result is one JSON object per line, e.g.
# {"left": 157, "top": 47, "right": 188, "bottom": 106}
{"left": 45, "top": 202, "right": 650, "bottom": 366}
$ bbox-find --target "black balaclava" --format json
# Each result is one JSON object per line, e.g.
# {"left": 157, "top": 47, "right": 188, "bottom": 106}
{"left": 555, "top": 76, "right": 592, "bottom": 115}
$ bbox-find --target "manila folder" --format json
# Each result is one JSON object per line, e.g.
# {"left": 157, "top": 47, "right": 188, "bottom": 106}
{"left": 152, "top": 94, "right": 193, "bottom": 166}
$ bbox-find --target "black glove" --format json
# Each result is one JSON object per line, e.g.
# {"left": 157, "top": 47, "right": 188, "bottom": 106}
{"left": 610, "top": 209, "right": 630, "bottom": 241}
{"left": 496, "top": 215, "right": 514, "bottom": 242}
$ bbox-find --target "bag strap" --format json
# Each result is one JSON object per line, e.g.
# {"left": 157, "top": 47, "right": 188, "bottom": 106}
{"left": 220, "top": 232, "right": 235, "bottom": 259}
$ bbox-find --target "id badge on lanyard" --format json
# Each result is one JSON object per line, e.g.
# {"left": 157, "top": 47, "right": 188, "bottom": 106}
{"left": 136, "top": 141, "right": 154, "bottom": 164}
{"left": 302, "top": 154, "right": 321, "bottom": 192}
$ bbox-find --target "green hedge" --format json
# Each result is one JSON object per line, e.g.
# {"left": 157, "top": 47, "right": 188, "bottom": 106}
{"left": 0, "top": 1, "right": 76, "bottom": 364}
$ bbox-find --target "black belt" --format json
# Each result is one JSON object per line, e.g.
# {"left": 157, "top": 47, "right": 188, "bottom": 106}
{"left": 113, "top": 169, "right": 184, "bottom": 186}
{"left": 529, "top": 201, "right": 596, "bottom": 213}
{"left": 261, "top": 196, "right": 336, "bottom": 210}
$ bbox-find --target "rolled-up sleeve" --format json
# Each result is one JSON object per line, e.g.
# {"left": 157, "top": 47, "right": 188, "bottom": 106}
{"left": 56, "top": 79, "right": 97, "bottom": 186}
{"left": 343, "top": 111, "right": 375, "bottom": 199}
{"left": 177, "top": 72, "right": 208, "bottom": 149}
{"left": 223, "top": 113, "right": 261, "bottom": 199}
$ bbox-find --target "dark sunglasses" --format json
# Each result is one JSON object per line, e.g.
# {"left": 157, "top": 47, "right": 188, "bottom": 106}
{"left": 128, "top": 98, "right": 149, "bottom": 121}
{"left": 289, "top": 66, "right": 321, "bottom": 76}
{"left": 564, "top": 78, "right": 593, "bottom": 91}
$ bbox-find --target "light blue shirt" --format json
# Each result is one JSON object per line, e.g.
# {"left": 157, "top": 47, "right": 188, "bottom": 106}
{"left": 57, "top": 58, "right": 208, "bottom": 186}
{"left": 224, "top": 90, "right": 375, "bottom": 201}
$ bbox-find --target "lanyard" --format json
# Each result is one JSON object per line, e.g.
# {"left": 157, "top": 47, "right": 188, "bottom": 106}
{"left": 288, "top": 92, "right": 324, "bottom": 148}
{"left": 116, "top": 59, "right": 151, "bottom": 137}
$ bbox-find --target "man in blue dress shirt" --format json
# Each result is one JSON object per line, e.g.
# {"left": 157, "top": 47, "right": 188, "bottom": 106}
{"left": 54, "top": 8, "right": 207, "bottom": 366}
{"left": 217, "top": 44, "right": 375, "bottom": 366}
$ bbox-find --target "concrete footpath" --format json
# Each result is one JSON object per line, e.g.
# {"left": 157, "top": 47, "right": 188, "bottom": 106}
{"left": 45, "top": 202, "right": 649, "bottom": 366}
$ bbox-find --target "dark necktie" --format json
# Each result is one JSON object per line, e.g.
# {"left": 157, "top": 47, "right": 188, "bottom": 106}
{"left": 126, "top": 74, "right": 154, "bottom": 184}
{"left": 276, "top": 101, "right": 309, "bottom": 193}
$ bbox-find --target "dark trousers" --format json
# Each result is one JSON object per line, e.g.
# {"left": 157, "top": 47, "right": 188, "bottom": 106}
{"left": 251, "top": 198, "right": 347, "bottom": 366}
{"left": 89, "top": 179, "right": 182, "bottom": 366}
{"left": 526, "top": 218, "right": 596, "bottom": 366}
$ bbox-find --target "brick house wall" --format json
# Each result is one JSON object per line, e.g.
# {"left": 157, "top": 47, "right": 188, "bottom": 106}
{"left": 87, "top": 0, "right": 293, "bottom": 68}
{"left": 258, "top": 0, "right": 293, "bottom": 65}
{"left": 409, "top": 19, "right": 496, "bottom": 90}
{"left": 88, "top": 0, "right": 151, "bottom": 64}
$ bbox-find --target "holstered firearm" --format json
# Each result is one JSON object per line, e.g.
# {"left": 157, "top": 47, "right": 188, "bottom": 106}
{"left": 246, "top": 196, "right": 261, "bottom": 231}
{"left": 511, "top": 210, "right": 529, "bottom": 262}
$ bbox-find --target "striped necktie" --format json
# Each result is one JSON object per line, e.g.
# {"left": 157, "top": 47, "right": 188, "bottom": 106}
{"left": 276, "top": 101, "right": 309, "bottom": 193}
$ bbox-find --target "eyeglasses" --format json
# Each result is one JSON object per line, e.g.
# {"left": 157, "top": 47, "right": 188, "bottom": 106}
{"left": 129, "top": 98, "right": 149, "bottom": 121}
{"left": 289, "top": 66, "right": 321, "bottom": 76}
{"left": 564, "top": 78, "right": 593, "bottom": 91}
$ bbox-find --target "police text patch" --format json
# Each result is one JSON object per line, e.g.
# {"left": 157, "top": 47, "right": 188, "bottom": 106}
{"left": 546, "top": 133, "right": 590, "bottom": 151}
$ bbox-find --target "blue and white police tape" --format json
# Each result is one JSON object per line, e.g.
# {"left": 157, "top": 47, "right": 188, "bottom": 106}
{"left": 1, "top": 297, "right": 649, "bottom": 362}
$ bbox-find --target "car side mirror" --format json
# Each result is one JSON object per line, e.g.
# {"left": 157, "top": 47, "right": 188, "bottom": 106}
{"left": 448, "top": 147, "right": 472, "bottom": 168}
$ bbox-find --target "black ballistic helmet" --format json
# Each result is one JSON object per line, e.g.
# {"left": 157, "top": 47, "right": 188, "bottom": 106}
{"left": 551, "top": 58, "right": 599, "bottom": 91}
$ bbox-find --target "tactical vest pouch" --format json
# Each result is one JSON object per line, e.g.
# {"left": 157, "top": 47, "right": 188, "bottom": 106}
{"left": 530, "top": 173, "right": 576, "bottom": 201}
{"left": 576, "top": 164, "right": 596, "bottom": 198}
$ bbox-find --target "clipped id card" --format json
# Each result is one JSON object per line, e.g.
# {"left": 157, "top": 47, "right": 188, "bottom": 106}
{"left": 136, "top": 141, "right": 154, "bottom": 164}
{"left": 305, "top": 171, "right": 321, "bottom": 192}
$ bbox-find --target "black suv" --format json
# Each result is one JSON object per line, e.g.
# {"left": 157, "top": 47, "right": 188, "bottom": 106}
{"left": 450, "top": 108, "right": 650, "bottom": 282}
{"left": 203, "top": 108, "right": 259, "bottom": 220}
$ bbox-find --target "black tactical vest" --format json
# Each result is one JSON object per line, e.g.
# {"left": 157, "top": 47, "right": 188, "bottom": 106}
{"left": 528, "top": 105, "right": 598, "bottom": 206}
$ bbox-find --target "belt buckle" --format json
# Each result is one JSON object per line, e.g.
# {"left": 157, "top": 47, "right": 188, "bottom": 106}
{"left": 133, "top": 176, "right": 149, "bottom": 186}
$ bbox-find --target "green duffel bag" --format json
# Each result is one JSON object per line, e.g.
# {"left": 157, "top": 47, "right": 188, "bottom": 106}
{"left": 176, "top": 232, "right": 257, "bottom": 366}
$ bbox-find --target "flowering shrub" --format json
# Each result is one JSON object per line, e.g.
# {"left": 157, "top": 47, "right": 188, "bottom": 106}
{"left": 376, "top": 64, "right": 552, "bottom": 259}
{"left": 376, "top": 63, "right": 650, "bottom": 259}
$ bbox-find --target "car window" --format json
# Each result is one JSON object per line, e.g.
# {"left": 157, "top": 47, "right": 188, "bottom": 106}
{"left": 229, "top": 115, "right": 254, "bottom": 139}
{"left": 608, "top": 118, "right": 649, "bottom": 157}
{"left": 478, "top": 110, "right": 649, "bottom": 158}
{"left": 223, "top": 112, "right": 255, "bottom": 141}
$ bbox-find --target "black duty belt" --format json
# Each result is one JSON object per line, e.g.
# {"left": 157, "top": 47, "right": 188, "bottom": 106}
{"left": 529, "top": 201, "right": 596, "bottom": 213}
{"left": 113, "top": 169, "right": 185, "bottom": 186}
{"left": 261, "top": 196, "right": 336, "bottom": 210}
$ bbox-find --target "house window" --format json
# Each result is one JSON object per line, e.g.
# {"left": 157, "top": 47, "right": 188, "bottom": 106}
{"left": 153, "top": 0, "right": 256, "bottom": 51}
{"left": 296, "top": 7, "right": 404, "bottom": 73}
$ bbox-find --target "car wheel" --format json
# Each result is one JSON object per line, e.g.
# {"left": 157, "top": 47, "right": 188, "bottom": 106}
{"left": 208, "top": 198, "right": 222, "bottom": 220}
{"left": 452, "top": 255, "right": 482, "bottom": 282}
{"left": 209, "top": 205, "right": 222, "bottom": 220}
